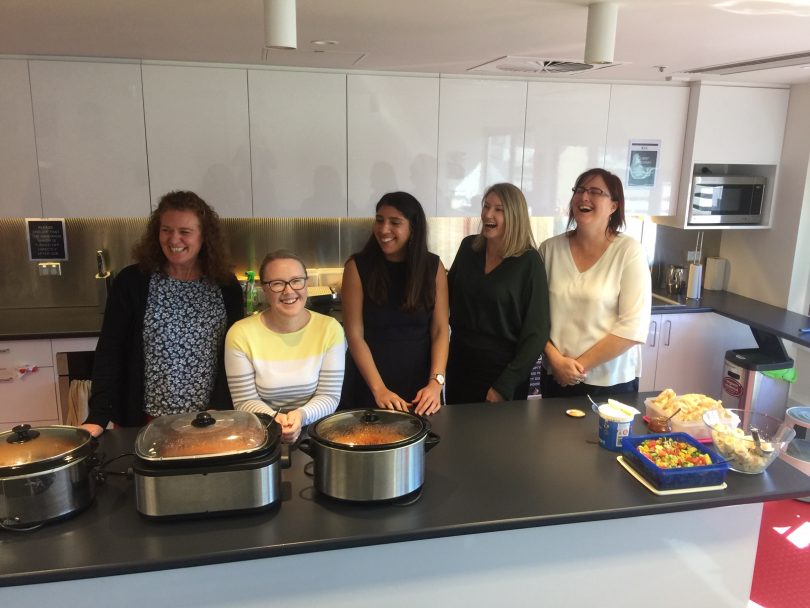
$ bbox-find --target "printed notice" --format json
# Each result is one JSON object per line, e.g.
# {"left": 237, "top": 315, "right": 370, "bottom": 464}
{"left": 627, "top": 140, "right": 660, "bottom": 188}
{"left": 26, "top": 218, "right": 68, "bottom": 261}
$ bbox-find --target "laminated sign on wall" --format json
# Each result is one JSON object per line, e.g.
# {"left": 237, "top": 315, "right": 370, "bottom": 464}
{"left": 627, "top": 140, "right": 660, "bottom": 188}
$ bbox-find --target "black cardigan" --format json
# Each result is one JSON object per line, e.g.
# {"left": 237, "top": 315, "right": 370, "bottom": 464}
{"left": 85, "top": 264, "right": 244, "bottom": 428}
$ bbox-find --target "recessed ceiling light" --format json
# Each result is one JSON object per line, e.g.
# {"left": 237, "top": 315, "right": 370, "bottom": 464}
{"left": 311, "top": 40, "right": 339, "bottom": 46}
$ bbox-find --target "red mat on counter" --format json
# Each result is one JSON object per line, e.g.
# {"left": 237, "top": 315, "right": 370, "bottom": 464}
{"left": 749, "top": 499, "right": 810, "bottom": 608}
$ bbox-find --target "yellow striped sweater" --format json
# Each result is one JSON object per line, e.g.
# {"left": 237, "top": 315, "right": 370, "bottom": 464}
{"left": 224, "top": 312, "right": 345, "bottom": 426}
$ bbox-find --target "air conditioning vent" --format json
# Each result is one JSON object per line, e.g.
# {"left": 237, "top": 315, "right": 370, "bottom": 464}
{"left": 469, "top": 56, "right": 623, "bottom": 75}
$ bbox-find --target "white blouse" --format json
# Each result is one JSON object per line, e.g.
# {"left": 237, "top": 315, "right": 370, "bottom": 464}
{"left": 539, "top": 233, "right": 652, "bottom": 386}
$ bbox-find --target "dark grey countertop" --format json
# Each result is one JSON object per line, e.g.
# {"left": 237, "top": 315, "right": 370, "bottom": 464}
{"left": 652, "top": 288, "right": 810, "bottom": 349}
{"left": 2, "top": 393, "right": 809, "bottom": 587}
{"left": 3, "top": 291, "right": 808, "bottom": 348}
{"left": 0, "top": 306, "right": 104, "bottom": 341}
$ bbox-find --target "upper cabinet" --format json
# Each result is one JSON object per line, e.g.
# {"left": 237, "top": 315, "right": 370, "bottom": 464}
{"left": 29, "top": 61, "right": 150, "bottom": 218}
{"left": 142, "top": 65, "right": 252, "bottom": 217}
{"left": 437, "top": 78, "right": 527, "bottom": 216}
{"left": 691, "top": 85, "right": 789, "bottom": 165}
{"left": 605, "top": 85, "right": 689, "bottom": 216}
{"left": 347, "top": 75, "right": 439, "bottom": 217}
{"left": 249, "top": 70, "right": 347, "bottom": 218}
{"left": 522, "top": 82, "right": 610, "bottom": 217}
{"left": 0, "top": 60, "right": 42, "bottom": 218}
{"left": 655, "top": 83, "right": 790, "bottom": 229}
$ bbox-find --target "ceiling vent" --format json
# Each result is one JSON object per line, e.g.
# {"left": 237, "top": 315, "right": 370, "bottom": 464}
{"left": 468, "top": 56, "right": 623, "bottom": 76}
{"left": 684, "top": 51, "right": 810, "bottom": 75}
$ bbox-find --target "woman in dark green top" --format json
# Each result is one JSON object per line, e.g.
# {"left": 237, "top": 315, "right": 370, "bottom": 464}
{"left": 446, "top": 183, "right": 550, "bottom": 404}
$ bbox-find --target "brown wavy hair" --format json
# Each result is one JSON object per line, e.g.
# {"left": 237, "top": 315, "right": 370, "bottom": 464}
{"left": 132, "top": 191, "right": 233, "bottom": 284}
{"left": 567, "top": 168, "right": 626, "bottom": 236}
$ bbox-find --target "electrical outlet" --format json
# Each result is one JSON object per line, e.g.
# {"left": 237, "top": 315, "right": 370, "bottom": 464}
{"left": 686, "top": 250, "right": 700, "bottom": 263}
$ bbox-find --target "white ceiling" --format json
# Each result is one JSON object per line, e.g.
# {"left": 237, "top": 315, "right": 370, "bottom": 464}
{"left": 2, "top": 0, "right": 810, "bottom": 85}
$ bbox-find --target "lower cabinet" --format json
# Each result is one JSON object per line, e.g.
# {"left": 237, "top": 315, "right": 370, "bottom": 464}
{"left": 0, "top": 337, "right": 99, "bottom": 431}
{"left": 0, "top": 339, "right": 58, "bottom": 431}
{"left": 640, "top": 313, "right": 757, "bottom": 399}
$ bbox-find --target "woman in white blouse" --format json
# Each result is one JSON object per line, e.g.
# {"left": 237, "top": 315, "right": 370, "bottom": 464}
{"left": 538, "top": 168, "right": 651, "bottom": 398}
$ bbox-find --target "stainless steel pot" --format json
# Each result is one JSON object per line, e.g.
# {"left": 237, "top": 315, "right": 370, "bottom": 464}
{"left": 132, "top": 410, "right": 288, "bottom": 519}
{"left": 298, "top": 409, "right": 440, "bottom": 501}
{"left": 0, "top": 424, "right": 97, "bottom": 530}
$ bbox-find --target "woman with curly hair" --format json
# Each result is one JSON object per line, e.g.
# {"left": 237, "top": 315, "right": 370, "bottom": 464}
{"left": 81, "top": 191, "right": 243, "bottom": 436}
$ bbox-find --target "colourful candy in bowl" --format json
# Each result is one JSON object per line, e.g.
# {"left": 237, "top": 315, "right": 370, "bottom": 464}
{"left": 703, "top": 409, "right": 796, "bottom": 474}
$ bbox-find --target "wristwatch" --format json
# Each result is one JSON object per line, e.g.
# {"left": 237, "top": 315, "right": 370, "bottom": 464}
{"left": 431, "top": 373, "right": 445, "bottom": 386}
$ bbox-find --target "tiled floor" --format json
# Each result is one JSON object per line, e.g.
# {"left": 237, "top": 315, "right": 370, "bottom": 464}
{"left": 749, "top": 499, "right": 810, "bottom": 608}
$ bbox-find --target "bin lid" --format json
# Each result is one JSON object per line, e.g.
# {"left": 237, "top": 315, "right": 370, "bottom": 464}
{"left": 725, "top": 348, "right": 793, "bottom": 371}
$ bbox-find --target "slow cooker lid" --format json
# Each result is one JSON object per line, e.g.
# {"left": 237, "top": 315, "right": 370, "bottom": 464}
{"left": 313, "top": 409, "right": 426, "bottom": 448}
{"left": 0, "top": 424, "right": 92, "bottom": 474}
{"left": 135, "top": 410, "right": 270, "bottom": 461}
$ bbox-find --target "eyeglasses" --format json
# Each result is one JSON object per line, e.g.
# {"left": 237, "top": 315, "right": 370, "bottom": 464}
{"left": 260, "top": 277, "right": 307, "bottom": 292}
{"left": 572, "top": 186, "right": 611, "bottom": 199}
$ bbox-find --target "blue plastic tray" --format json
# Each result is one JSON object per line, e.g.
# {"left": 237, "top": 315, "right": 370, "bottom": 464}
{"left": 621, "top": 433, "right": 729, "bottom": 490}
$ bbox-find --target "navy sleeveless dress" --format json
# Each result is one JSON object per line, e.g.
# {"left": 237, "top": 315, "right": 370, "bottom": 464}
{"left": 339, "top": 252, "right": 439, "bottom": 409}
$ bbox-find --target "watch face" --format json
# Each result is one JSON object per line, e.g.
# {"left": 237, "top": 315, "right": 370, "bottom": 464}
{"left": 434, "top": 374, "right": 445, "bottom": 386}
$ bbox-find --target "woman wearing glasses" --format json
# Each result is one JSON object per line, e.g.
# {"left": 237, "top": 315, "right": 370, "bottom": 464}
{"left": 539, "top": 168, "right": 651, "bottom": 398}
{"left": 340, "top": 192, "right": 448, "bottom": 415}
{"left": 446, "top": 183, "right": 550, "bottom": 404}
{"left": 225, "top": 249, "right": 345, "bottom": 443}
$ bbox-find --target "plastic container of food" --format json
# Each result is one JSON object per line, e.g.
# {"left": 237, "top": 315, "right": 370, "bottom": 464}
{"left": 621, "top": 433, "right": 729, "bottom": 490}
{"left": 645, "top": 398, "right": 727, "bottom": 441}
{"left": 703, "top": 409, "right": 796, "bottom": 474}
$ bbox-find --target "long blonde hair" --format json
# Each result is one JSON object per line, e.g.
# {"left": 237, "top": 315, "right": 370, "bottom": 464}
{"left": 472, "top": 183, "right": 536, "bottom": 258}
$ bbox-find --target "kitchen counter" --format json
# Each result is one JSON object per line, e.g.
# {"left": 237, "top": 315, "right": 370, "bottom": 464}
{"left": 0, "top": 306, "right": 103, "bottom": 340}
{"left": 3, "top": 393, "right": 809, "bottom": 592}
{"left": 5, "top": 291, "right": 807, "bottom": 349}
{"left": 651, "top": 288, "right": 810, "bottom": 348}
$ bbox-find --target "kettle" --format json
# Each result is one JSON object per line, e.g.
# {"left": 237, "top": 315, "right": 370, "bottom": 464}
{"left": 666, "top": 265, "right": 685, "bottom": 295}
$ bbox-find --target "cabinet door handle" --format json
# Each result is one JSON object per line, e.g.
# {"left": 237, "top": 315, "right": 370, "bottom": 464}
{"left": 0, "top": 377, "right": 13, "bottom": 383}
{"left": 648, "top": 320, "right": 657, "bottom": 347}
{"left": 0, "top": 348, "right": 10, "bottom": 354}
{"left": 663, "top": 320, "right": 672, "bottom": 347}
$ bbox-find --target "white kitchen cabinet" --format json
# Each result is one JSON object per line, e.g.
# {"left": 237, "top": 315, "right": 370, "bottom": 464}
{"left": 142, "top": 65, "right": 252, "bottom": 217}
{"left": 0, "top": 59, "right": 42, "bottom": 218}
{"left": 437, "top": 78, "right": 527, "bottom": 216}
{"left": 639, "top": 315, "right": 663, "bottom": 393}
{"left": 29, "top": 61, "right": 150, "bottom": 218}
{"left": 690, "top": 85, "right": 789, "bottom": 166}
{"left": 522, "top": 82, "right": 610, "bottom": 217}
{"left": 605, "top": 85, "right": 689, "bottom": 216}
{"left": 641, "top": 312, "right": 757, "bottom": 398}
{"left": 655, "top": 84, "right": 789, "bottom": 229}
{"left": 249, "top": 70, "right": 347, "bottom": 218}
{"left": 347, "top": 75, "right": 439, "bottom": 217}
{"left": 0, "top": 339, "right": 58, "bottom": 430}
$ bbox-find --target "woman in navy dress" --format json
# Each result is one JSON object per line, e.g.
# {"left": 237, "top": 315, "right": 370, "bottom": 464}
{"left": 340, "top": 192, "right": 449, "bottom": 416}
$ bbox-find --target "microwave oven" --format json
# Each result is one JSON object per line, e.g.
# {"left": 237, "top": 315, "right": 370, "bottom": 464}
{"left": 689, "top": 175, "right": 766, "bottom": 225}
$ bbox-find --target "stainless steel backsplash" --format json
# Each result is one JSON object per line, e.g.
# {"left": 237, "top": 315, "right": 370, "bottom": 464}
{"left": 4, "top": 216, "right": 565, "bottom": 309}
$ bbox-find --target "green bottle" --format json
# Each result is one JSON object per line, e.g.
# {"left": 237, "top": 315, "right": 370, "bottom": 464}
{"left": 244, "top": 270, "right": 257, "bottom": 315}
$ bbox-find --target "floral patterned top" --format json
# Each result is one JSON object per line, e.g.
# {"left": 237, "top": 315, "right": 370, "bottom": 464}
{"left": 143, "top": 273, "right": 228, "bottom": 417}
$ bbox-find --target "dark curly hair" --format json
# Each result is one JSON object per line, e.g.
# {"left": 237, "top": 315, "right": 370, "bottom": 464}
{"left": 567, "top": 168, "right": 626, "bottom": 236}
{"left": 132, "top": 191, "right": 233, "bottom": 284}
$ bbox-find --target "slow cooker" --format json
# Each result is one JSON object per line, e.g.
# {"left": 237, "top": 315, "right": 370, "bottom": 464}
{"left": 133, "top": 410, "right": 287, "bottom": 519}
{"left": 0, "top": 423, "right": 98, "bottom": 529}
{"left": 298, "top": 409, "right": 440, "bottom": 502}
